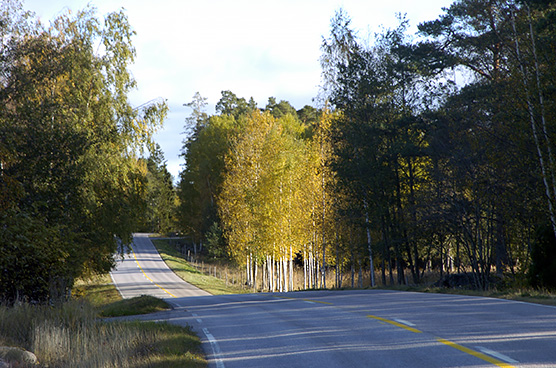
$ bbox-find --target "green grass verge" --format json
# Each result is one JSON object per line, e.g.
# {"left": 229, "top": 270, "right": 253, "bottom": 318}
{"left": 100, "top": 294, "right": 170, "bottom": 317}
{"left": 73, "top": 274, "right": 122, "bottom": 308}
{"left": 121, "top": 320, "right": 206, "bottom": 368}
{"left": 152, "top": 239, "right": 248, "bottom": 295}
{"left": 74, "top": 274, "right": 172, "bottom": 317}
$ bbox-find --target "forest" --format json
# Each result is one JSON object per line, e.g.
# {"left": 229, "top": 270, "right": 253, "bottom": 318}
{"left": 2, "top": 0, "right": 556, "bottom": 302}
{"left": 178, "top": 0, "right": 556, "bottom": 292}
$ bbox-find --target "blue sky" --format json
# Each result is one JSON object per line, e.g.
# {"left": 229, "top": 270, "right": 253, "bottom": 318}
{"left": 24, "top": 0, "right": 453, "bottom": 180}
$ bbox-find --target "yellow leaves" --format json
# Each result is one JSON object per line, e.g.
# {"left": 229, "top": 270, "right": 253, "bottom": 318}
{"left": 218, "top": 111, "right": 317, "bottom": 265}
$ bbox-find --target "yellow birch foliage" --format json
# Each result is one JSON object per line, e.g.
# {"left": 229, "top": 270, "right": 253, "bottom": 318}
{"left": 218, "top": 111, "right": 315, "bottom": 266}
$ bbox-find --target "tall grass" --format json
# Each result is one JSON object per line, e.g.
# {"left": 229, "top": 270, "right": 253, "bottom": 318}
{"left": 0, "top": 300, "right": 206, "bottom": 367}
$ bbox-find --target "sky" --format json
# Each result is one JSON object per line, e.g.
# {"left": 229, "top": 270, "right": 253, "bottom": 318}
{"left": 24, "top": 0, "right": 454, "bottom": 180}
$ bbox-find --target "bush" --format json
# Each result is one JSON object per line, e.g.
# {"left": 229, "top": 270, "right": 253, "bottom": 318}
{"left": 0, "top": 209, "right": 73, "bottom": 303}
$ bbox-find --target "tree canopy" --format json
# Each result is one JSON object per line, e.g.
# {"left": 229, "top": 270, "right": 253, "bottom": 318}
{"left": 4, "top": 0, "right": 556, "bottom": 299}
{"left": 176, "top": 1, "right": 556, "bottom": 291}
{"left": 0, "top": 1, "right": 167, "bottom": 302}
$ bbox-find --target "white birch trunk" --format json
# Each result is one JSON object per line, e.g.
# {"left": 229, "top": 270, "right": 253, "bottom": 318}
{"left": 511, "top": 5, "right": 556, "bottom": 236}
{"left": 254, "top": 260, "right": 258, "bottom": 291}
{"left": 289, "top": 245, "right": 294, "bottom": 291}
{"left": 303, "top": 249, "right": 307, "bottom": 290}
{"left": 283, "top": 256, "right": 288, "bottom": 292}
{"left": 278, "top": 256, "right": 282, "bottom": 292}
{"left": 246, "top": 255, "right": 250, "bottom": 287}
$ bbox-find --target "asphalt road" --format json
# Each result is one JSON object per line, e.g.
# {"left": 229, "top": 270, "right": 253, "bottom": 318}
{"left": 110, "top": 233, "right": 210, "bottom": 298}
{"left": 111, "top": 235, "right": 556, "bottom": 368}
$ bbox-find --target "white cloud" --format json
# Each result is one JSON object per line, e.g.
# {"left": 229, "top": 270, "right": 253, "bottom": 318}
{"left": 23, "top": 0, "right": 454, "bottom": 179}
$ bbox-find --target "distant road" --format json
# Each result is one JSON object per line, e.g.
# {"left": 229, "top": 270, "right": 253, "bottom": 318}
{"left": 111, "top": 235, "right": 556, "bottom": 368}
{"left": 110, "top": 233, "right": 209, "bottom": 298}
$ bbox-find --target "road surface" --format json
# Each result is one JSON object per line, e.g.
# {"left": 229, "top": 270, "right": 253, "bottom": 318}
{"left": 111, "top": 235, "right": 556, "bottom": 368}
{"left": 110, "top": 233, "right": 210, "bottom": 298}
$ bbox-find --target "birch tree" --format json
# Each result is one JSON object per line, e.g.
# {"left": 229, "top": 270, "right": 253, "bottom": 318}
{"left": 0, "top": 2, "right": 167, "bottom": 302}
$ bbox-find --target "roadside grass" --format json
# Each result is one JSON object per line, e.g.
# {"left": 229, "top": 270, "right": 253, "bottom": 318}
{"left": 0, "top": 275, "right": 207, "bottom": 367}
{"left": 0, "top": 300, "right": 206, "bottom": 368}
{"left": 99, "top": 295, "right": 170, "bottom": 317}
{"left": 456, "top": 288, "right": 556, "bottom": 306}
{"left": 152, "top": 239, "right": 248, "bottom": 295}
{"left": 73, "top": 274, "right": 122, "bottom": 309}
{"left": 373, "top": 284, "right": 556, "bottom": 307}
{"left": 74, "top": 274, "right": 171, "bottom": 317}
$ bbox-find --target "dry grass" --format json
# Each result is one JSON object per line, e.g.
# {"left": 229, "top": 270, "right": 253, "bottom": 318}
{"left": 0, "top": 277, "right": 206, "bottom": 367}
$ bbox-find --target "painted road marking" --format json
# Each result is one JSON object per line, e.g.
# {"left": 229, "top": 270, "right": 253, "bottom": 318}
{"left": 367, "top": 315, "right": 422, "bottom": 333}
{"left": 274, "top": 296, "right": 333, "bottom": 305}
{"left": 437, "top": 338, "right": 517, "bottom": 368}
{"left": 476, "top": 346, "right": 519, "bottom": 364}
{"left": 203, "top": 328, "right": 225, "bottom": 368}
{"left": 130, "top": 245, "right": 177, "bottom": 298}
{"left": 393, "top": 318, "right": 416, "bottom": 327}
{"left": 367, "top": 314, "right": 518, "bottom": 367}
{"left": 303, "top": 299, "right": 333, "bottom": 305}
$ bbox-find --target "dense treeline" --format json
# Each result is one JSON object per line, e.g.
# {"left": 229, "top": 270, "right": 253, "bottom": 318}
{"left": 0, "top": 1, "right": 169, "bottom": 302}
{"left": 3, "top": 0, "right": 555, "bottom": 301}
{"left": 179, "top": 0, "right": 556, "bottom": 290}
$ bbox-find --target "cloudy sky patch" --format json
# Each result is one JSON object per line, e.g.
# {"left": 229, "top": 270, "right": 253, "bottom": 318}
{"left": 25, "top": 0, "right": 453, "bottom": 180}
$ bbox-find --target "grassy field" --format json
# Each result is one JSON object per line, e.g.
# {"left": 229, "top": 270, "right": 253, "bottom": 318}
{"left": 0, "top": 274, "right": 207, "bottom": 367}
{"left": 152, "top": 239, "right": 248, "bottom": 295}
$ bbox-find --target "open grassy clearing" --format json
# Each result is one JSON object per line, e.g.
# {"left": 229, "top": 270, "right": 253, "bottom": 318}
{"left": 152, "top": 239, "right": 249, "bottom": 295}
{"left": 0, "top": 275, "right": 207, "bottom": 367}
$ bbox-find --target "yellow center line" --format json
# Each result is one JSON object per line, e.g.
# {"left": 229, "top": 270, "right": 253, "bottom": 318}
{"left": 367, "top": 313, "right": 517, "bottom": 368}
{"left": 437, "top": 338, "right": 517, "bottom": 368}
{"left": 131, "top": 246, "right": 176, "bottom": 298}
{"left": 273, "top": 296, "right": 296, "bottom": 300}
{"left": 367, "top": 315, "right": 423, "bottom": 333}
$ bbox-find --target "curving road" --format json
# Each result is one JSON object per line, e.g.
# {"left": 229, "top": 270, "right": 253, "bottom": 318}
{"left": 111, "top": 234, "right": 556, "bottom": 368}
{"left": 110, "top": 233, "right": 210, "bottom": 298}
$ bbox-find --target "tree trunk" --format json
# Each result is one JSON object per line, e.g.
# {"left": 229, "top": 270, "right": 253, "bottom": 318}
{"left": 363, "top": 198, "right": 376, "bottom": 287}
{"left": 290, "top": 245, "right": 294, "bottom": 291}
{"left": 303, "top": 250, "right": 307, "bottom": 290}
{"left": 511, "top": 5, "right": 556, "bottom": 237}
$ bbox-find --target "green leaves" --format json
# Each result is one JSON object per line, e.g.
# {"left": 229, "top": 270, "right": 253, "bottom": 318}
{"left": 0, "top": 3, "right": 166, "bottom": 301}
